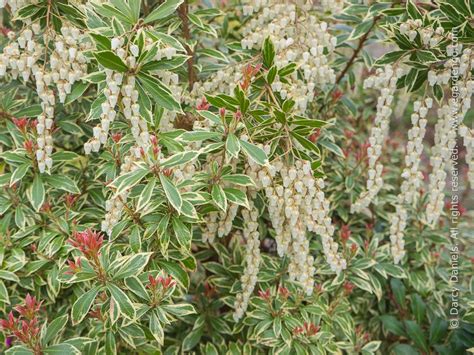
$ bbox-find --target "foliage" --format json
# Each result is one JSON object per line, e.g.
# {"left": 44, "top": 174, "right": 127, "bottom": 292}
{"left": 0, "top": 0, "right": 473, "bottom": 354}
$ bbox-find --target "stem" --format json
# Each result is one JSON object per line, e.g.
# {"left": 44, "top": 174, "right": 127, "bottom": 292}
{"left": 178, "top": 0, "right": 196, "bottom": 91}
{"left": 335, "top": 16, "right": 380, "bottom": 85}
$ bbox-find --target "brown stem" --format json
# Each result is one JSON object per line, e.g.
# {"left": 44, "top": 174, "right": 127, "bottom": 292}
{"left": 178, "top": 0, "right": 196, "bottom": 91}
{"left": 335, "top": 16, "right": 380, "bottom": 85}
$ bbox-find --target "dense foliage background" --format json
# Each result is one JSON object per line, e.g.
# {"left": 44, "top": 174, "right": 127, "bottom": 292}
{"left": 0, "top": 0, "right": 473, "bottom": 354}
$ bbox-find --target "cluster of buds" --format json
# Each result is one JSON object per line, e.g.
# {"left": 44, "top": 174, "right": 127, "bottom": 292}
{"left": 0, "top": 294, "right": 42, "bottom": 352}
{"left": 399, "top": 19, "right": 445, "bottom": 46}
{"left": 147, "top": 273, "right": 176, "bottom": 292}
{"left": 233, "top": 202, "right": 261, "bottom": 321}
{"left": 65, "top": 258, "right": 82, "bottom": 275}
{"left": 352, "top": 65, "right": 404, "bottom": 213}
{"left": 240, "top": 63, "right": 261, "bottom": 91}
{"left": 196, "top": 97, "right": 210, "bottom": 111}
{"left": 202, "top": 204, "right": 239, "bottom": 243}
{"left": 68, "top": 229, "right": 104, "bottom": 259}
{"left": 293, "top": 322, "right": 320, "bottom": 337}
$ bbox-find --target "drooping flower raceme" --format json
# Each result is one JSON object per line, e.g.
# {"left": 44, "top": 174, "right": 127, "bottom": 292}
{"left": 352, "top": 65, "right": 404, "bottom": 214}
{"left": 233, "top": 201, "right": 261, "bottom": 321}
{"left": 389, "top": 98, "right": 432, "bottom": 264}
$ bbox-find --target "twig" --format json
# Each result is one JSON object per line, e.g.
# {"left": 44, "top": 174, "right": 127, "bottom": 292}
{"left": 335, "top": 16, "right": 380, "bottom": 85}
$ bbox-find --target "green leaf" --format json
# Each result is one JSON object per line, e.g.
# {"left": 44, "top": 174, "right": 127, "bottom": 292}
{"left": 262, "top": 37, "right": 275, "bottom": 69}
{"left": 110, "top": 167, "right": 149, "bottom": 195}
{"left": 107, "top": 284, "right": 136, "bottom": 320}
{"left": 124, "top": 276, "right": 150, "bottom": 301}
{"left": 392, "top": 344, "right": 419, "bottom": 355}
{"left": 410, "top": 294, "right": 426, "bottom": 324}
{"left": 94, "top": 50, "right": 128, "bottom": 72}
{"left": 211, "top": 184, "right": 227, "bottom": 212}
{"left": 240, "top": 140, "right": 268, "bottom": 165}
{"left": 348, "top": 19, "right": 373, "bottom": 40}
{"left": 143, "top": 0, "right": 184, "bottom": 24}
{"left": 199, "top": 48, "right": 229, "bottom": 63}
{"left": 429, "top": 317, "right": 448, "bottom": 344}
{"left": 379, "top": 315, "right": 406, "bottom": 337}
{"left": 224, "top": 188, "right": 249, "bottom": 208}
{"left": 113, "top": 253, "right": 152, "bottom": 279}
{"left": 10, "top": 163, "right": 30, "bottom": 186}
{"left": 65, "top": 82, "right": 89, "bottom": 105}
{"left": 158, "top": 260, "right": 189, "bottom": 288}
{"left": 137, "top": 73, "right": 181, "bottom": 112}
{"left": 225, "top": 133, "right": 240, "bottom": 159}
{"left": 160, "top": 151, "right": 199, "bottom": 169}
{"left": 43, "top": 315, "right": 69, "bottom": 345}
{"left": 390, "top": 278, "right": 406, "bottom": 307}
{"left": 404, "top": 320, "right": 429, "bottom": 352}
{"left": 44, "top": 344, "right": 80, "bottom": 355}
{"left": 43, "top": 175, "right": 80, "bottom": 194}
{"left": 0, "top": 270, "right": 20, "bottom": 282}
{"left": 30, "top": 175, "right": 45, "bottom": 211}
{"left": 221, "top": 174, "right": 255, "bottom": 187}
{"left": 159, "top": 174, "right": 182, "bottom": 213}
{"left": 71, "top": 287, "right": 100, "bottom": 325}
{"left": 161, "top": 303, "right": 196, "bottom": 317}
{"left": 105, "top": 331, "right": 116, "bottom": 355}
{"left": 172, "top": 216, "right": 191, "bottom": 249}
{"left": 5, "top": 346, "right": 34, "bottom": 354}
{"left": 14, "top": 104, "right": 42, "bottom": 117}
{"left": 137, "top": 179, "right": 156, "bottom": 210}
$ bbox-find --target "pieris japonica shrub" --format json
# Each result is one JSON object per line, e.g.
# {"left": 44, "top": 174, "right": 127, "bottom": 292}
{"left": 0, "top": 0, "right": 473, "bottom": 354}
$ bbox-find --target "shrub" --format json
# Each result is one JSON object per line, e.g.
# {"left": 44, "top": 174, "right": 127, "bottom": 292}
{"left": 0, "top": 0, "right": 473, "bottom": 354}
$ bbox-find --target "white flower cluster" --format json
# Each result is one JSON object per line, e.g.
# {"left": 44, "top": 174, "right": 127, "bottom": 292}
{"left": 399, "top": 98, "right": 432, "bottom": 205}
{"left": 320, "top": 0, "right": 345, "bottom": 14}
{"left": 0, "top": 25, "right": 42, "bottom": 80}
{"left": 241, "top": 4, "right": 336, "bottom": 112}
{"left": 352, "top": 65, "right": 404, "bottom": 213}
{"left": 246, "top": 157, "right": 346, "bottom": 294}
{"left": 389, "top": 205, "right": 407, "bottom": 264}
{"left": 0, "top": 24, "right": 90, "bottom": 173}
{"left": 189, "top": 1, "right": 336, "bottom": 115}
{"left": 101, "top": 153, "right": 138, "bottom": 235}
{"left": 399, "top": 19, "right": 445, "bottom": 46}
{"left": 460, "top": 125, "right": 474, "bottom": 187}
{"left": 85, "top": 68, "right": 122, "bottom": 154}
{"left": 425, "top": 105, "right": 455, "bottom": 226}
{"left": 233, "top": 202, "right": 261, "bottom": 321}
{"left": 426, "top": 48, "right": 473, "bottom": 226}
{"left": 85, "top": 37, "right": 128, "bottom": 154}
{"left": 388, "top": 98, "right": 431, "bottom": 263}
{"left": 50, "top": 26, "right": 90, "bottom": 103}
{"left": 202, "top": 204, "right": 239, "bottom": 243}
